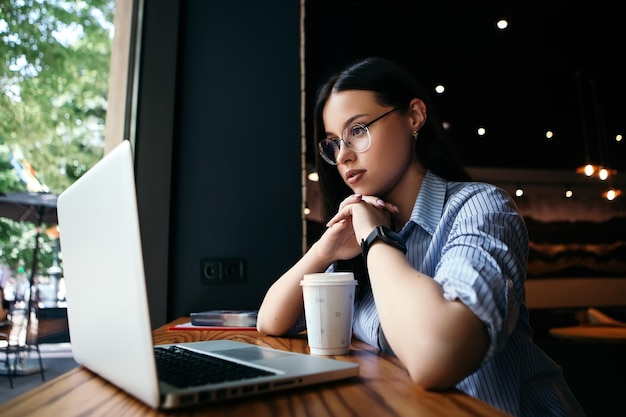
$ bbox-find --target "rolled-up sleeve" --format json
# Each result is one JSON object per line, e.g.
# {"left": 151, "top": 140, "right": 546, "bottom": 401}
{"left": 430, "top": 184, "right": 528, "bottom": 361}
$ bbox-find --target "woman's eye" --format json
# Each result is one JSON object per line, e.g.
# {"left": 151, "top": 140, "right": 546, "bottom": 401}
{"left": 349, "top": 125, "right": 365, "bottom": 138}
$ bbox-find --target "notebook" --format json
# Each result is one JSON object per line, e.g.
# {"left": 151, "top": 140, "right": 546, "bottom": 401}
{"left": 56, "top": 140, "right": 359, "bottom": 409}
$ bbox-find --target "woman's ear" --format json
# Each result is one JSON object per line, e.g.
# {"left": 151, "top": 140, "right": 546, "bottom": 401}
{"left": 408, "top": 98, "right": 427, "bottom": 132}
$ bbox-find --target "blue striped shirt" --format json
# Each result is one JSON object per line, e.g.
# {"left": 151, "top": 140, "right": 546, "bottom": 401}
{"left": 349, "top": 171, "right": 586, "bottom": 417}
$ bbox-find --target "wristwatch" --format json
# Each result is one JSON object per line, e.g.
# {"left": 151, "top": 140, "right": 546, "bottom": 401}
{"left": 360, "top": 225, "right": 407, "bottom": 261}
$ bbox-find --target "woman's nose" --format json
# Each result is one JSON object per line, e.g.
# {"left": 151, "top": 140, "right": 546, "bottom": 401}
{"left": 335, "top": 140, "right": 354, "bottom": 164}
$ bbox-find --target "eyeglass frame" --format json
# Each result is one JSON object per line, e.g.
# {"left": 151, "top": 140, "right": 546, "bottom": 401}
{"left": 318, "top": 107, "right": 401, "bottom": 165}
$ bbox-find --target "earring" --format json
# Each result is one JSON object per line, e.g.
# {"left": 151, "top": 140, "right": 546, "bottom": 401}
{"left": 413, "top": 130, "right": 419, "bottom": 140}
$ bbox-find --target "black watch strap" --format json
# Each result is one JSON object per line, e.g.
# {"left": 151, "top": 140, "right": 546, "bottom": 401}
{"left": 360, "top": 225, "right": 407, "bottom": 262}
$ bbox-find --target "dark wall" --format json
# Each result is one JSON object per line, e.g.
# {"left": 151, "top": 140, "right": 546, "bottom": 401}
{"left": 165, "top": 1, "right": 302, "bottom": 319}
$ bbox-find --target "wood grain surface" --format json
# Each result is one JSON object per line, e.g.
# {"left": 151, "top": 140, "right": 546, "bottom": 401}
{"left": 0, "top": 317, "right": 511, "bottom": 417}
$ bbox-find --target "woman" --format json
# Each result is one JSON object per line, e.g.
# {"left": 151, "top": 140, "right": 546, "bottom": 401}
{"left": 257, "top": 57, "right": 585, "bottom": 417}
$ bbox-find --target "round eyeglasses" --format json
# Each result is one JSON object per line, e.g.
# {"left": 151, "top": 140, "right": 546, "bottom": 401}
{"left": 318, "top": 108, "right": 400, "bottom": 165}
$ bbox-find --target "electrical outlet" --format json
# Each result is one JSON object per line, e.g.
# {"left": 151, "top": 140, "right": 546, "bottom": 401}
{"left": 202, "top": 260, "right": 222, "bottom": 281}
{"left": 201, "top": 258, "right": 246, "bottom": 284}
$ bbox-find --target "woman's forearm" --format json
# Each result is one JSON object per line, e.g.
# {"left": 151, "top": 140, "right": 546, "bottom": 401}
{"left": 366, "top": 243, "right": 488, "bottom": 389}
{"left": 256, "top": 244, "right": 332, "bottom": 335}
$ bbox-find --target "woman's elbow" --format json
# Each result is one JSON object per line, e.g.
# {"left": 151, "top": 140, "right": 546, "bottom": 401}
{"left": 256, "top": 321, "right": 279, "bottom": 336}
{"left": 256, "top": 315, "right": 291, "bottom": 336}
{"left": 400, "top": 341, "right": 481, "bottom": 390}
{"left": 404, "top": 360, "right": 458, "bottom": 390}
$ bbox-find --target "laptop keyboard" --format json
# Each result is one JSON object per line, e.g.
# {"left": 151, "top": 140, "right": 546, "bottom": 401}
{"left": 154, "top": 345, "right": 277, "bottom": 388}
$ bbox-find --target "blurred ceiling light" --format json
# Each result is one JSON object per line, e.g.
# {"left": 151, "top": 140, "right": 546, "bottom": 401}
{"left": 576, "top": 163, "right": 598, "bottom": 177}
{"left": 602, "top": 188, "right": 622, "bottom": 201}
{"left": 598, "top": 168, "right": 609, "bottom": 181}
{"left": 496, "top": 19, "right": 508, "bottom": 30}
{"left": 575, "top": 163, "right": 616, "bottom": 179}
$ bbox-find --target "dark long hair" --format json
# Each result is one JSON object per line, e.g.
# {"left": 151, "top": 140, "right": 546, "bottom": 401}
{"left": 312, "top": 57, "right": 471, "bottom": 297}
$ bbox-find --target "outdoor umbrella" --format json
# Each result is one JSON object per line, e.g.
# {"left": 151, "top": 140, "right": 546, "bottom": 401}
{"left": 0, "top": 191, "right": 58, "bottom": 225}
{"left": 0, "top": 191, "right": 58, "bottom": 361}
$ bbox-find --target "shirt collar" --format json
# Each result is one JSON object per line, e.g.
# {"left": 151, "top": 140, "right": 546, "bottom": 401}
{"left": 408, "top": 170, "right": 447, "bottom": 236}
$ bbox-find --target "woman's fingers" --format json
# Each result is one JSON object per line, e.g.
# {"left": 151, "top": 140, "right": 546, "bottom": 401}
{"left": 327, "top": 194, "right": 399, "bottom": 228}
{"left": 361, "top": 196, "right": 399, "bottom": 213}
{"left": 338, "top": 193, "right": 363, "bottom": 210}
{"left": 338, "top": 193, "right": 398, "bottom": 213}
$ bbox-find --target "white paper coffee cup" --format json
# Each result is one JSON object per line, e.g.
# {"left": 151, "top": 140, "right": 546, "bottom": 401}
{"left": 300, "top": 272, "right": 357, "bottom": 355}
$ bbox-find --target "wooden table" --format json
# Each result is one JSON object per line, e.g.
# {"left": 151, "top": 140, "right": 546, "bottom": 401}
{"left": 0, "top": 317, "right": 511, "bottom": 417}
{"left": 549, "top": 325, "right": 626, "bottom": 343}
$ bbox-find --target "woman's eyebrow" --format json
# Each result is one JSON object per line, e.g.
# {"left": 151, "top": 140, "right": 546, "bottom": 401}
{"left": 325, "top": 113, "right": 368, "bottom": 137}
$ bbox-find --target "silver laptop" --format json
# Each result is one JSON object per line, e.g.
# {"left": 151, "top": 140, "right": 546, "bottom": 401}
{"left": 56, "top": 140, "right": 358, "bottom": 409}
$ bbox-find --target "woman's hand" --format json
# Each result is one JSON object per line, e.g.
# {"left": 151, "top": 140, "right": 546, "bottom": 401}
{"left": 320, "top": 194, "right": 400, "bottom": 259}
{"left": 312, "top": 214, "right": 360, "bottom": 263}
{"left": 258, "top": 195, "right": 395, "bottom": 336}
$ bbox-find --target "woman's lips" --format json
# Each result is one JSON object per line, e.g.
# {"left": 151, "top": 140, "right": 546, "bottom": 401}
{"left": 345, "top": 169, "right": 365, "bottom": 185}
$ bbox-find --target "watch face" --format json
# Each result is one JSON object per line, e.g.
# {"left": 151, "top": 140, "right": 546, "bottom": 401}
{"left": 367, "top": 226, "right": 407, "bottom": 254}
{"left": 382, "top": 228, "right": 399, "bottom": 240}
{"left": 361, "top": 226, "right": 407, "bottom": 262}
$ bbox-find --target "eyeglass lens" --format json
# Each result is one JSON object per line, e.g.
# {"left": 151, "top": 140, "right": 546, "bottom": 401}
{"left": 318, "top": 108, "right": 399, "bottom": 165}
{"left": 319, "top": 124, "right": 370, "bottom": 164}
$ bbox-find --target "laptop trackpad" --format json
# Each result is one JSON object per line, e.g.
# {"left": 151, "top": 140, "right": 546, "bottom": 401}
{"left": 215, "top": 347, "right": 292, "bottom": 361}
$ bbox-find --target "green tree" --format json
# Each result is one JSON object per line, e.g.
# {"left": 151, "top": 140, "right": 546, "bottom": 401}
{"left": 0, "top": 0, "right": 114, "bottom": 280}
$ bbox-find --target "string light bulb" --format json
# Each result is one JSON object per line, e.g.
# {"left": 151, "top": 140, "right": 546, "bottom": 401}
{"left": 576, "top": 164, "right": 617, "bottom": 179}
{"left": 602, "top": 188, "right": 622, "bottom": 201}
{"left": 576, "top": 163, "right": 598, "bottom": 177}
